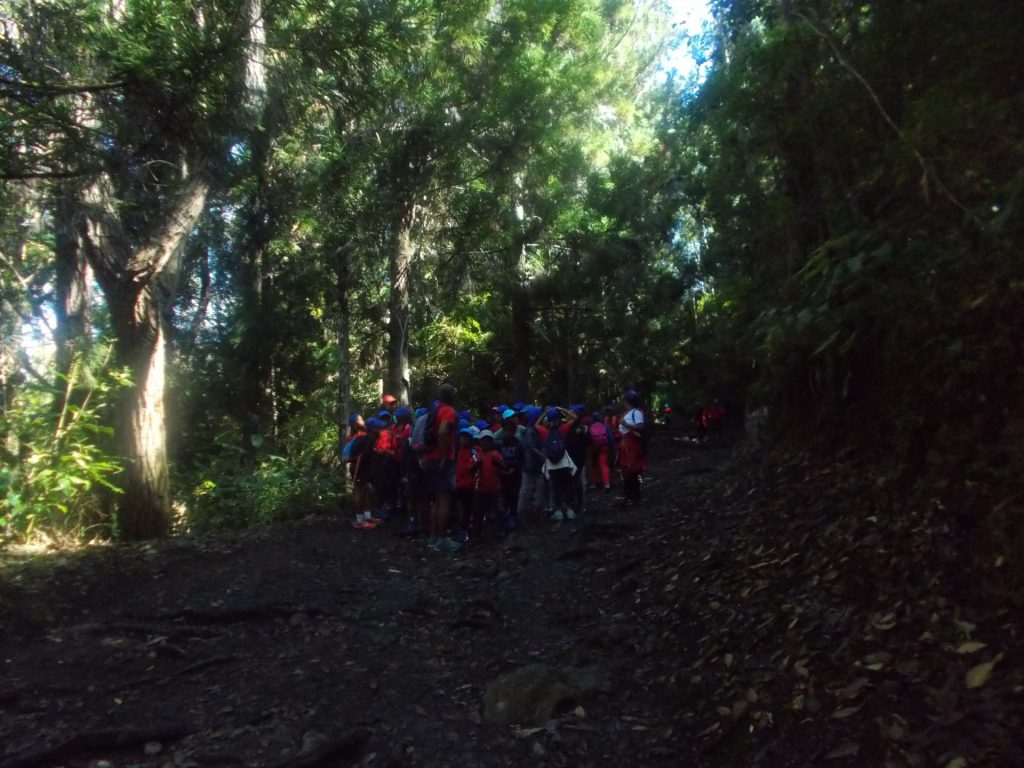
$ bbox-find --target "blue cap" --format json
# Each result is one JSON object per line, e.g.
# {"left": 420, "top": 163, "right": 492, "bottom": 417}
{"left": 525, "top": 406, "right": 543, "bottom": 423}
{"left": 459, "top": 427, "right": 475, "bottom": 437}
{"left": 365, "top": 418, "right": 381, "bottom": 429}
{"left": 502, "top": 408, "right": 517, "bottom": 421}
{"left": 546, "top": 407, "right": 561, "bottom": 421}
{"left": 513, "top": 401, "right": 525, "bottom": 411}
{"left": 497, "top": 404, "right": 509, "bottom": 413}
{"left": 414, "top": 407, "right": 427, "bottom": 418}
{"left": 624, "top": 390, "right": 640, "bottom": 406}
{"left": 396, "top": 406, "right": 411, "bottom": 418}
{"left": 458, "top": 410, "right": 472, "bottom": 421}
{"left": 571, "top": 403, "right": 586, "bottom": 414}
{"left": 458, "top": 418, "right": 470, "bottom": 430}
{"left": 377, "top": 409, "right": 391, "bottom": 419}
{"left": 475, "top": 419, "right": 489, "bottom": 431}
{"left": 592, "top": 412, "right": 601, "bottom": 421}
{"left": 348, "top": 413, "right": 362, "bottom": 426}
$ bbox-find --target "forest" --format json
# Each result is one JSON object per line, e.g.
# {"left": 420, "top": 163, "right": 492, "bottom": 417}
{"left": 1, "top": 0, "right": 1022, "bottom": 766}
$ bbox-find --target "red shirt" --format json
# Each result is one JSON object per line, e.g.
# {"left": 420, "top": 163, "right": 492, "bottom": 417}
{"left": 534, "top": 423, "right": 572, "bottom": 441}
{"left": 422, "top": 404, "right": 458, "bottom": 462}
{"left": 455, "top": 446, "right": 478, "bottom": 490}
{"left": 391, "top": 423, "right": 411, "bottom": 462}
{"left": 374, "top": 429, "right": 394, "bottom": 454}
{"left": 476, "top": 448, "right": 505, "bottom": 492}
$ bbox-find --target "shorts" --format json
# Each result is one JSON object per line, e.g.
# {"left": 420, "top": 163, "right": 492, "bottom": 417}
{"left": 421, "top": 459, "right": 455, "bottom": 494}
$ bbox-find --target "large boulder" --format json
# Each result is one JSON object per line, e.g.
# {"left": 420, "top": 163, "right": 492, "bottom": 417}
{"left": 483, "top": 664, "right": 613, "bottom": 725}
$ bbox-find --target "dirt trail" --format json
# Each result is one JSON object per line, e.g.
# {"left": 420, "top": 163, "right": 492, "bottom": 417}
{"left": 0, "top": 434, "right": 726, "bottom": 768}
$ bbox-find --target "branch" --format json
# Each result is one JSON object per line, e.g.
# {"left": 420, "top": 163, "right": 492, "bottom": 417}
{"left": 794, "top": 11, "right": 979, "bottom": 227}
{"left": 126, "top": 167, "right": 212, "bottom": 286}
{"left": 0, "top": 167, "right": 98, "bottom": 181}
{"left": 0, "top": 74, "right": 127, "bottom": 97}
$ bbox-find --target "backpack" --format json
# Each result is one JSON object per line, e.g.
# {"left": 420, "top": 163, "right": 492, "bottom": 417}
{"left": 342, "top": 433, "right": 369, "bottom": 461}
{"left": 544, "top": 427, "right": 567, "bottom": 463}
{"left": 589, "top": 421, "right": 609, "bottom": 448}
{"left": 409, "top": 406, "right": 440, "bottom": 453}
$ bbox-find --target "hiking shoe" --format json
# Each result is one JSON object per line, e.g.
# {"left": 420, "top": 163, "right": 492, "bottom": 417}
{"left": 434, "top": 537, "right": 462, "bottom": 553}
{"left": 566, "top": 509, "right": 577, "bottom": 521}
{"left": 552, "top": 510, "right": 564, "bottom": 522}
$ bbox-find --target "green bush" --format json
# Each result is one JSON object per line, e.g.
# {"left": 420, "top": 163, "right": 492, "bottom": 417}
{"left": 0, "top": 371, "right": 124, "bottom": 544}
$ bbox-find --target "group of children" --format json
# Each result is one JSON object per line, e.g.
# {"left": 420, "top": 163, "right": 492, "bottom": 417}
{"left": 341, "top": 386, "right": 649, "bottom": 552}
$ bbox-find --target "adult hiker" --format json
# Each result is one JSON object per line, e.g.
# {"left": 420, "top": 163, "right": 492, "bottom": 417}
{"left": 618, "top": 391, "right": 647, "bottom": 506}
{"left": 536, "top": 406, "right": 579, "bottom": 522}
{"left": 420, "top": 383, "right": 461, "bottom": 552}
{"left": 517, "top": 406, "right": 547, "bottom": 525}
{"left": 496, "top": 408, "right": 524, "bottom": 527}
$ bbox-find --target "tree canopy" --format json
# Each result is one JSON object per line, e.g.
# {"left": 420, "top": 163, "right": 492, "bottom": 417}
{"left": 1, "top": 0, "right": 1021, "bottom": 540}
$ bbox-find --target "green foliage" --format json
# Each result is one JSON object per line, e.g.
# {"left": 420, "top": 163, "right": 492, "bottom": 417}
{"left": 0, "top": 367, "right": 124, "bottom": 543}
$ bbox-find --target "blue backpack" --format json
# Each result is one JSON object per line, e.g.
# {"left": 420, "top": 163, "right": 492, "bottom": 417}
{"left": 545, "top": 427, "right": 567, "bottom": 463}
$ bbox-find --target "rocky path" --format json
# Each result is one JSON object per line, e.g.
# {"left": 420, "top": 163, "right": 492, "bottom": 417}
{"left": 0, "top": 435, "right": 726, "bottom": 768}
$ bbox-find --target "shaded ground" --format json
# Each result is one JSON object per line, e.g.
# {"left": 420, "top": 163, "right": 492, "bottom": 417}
{"left": 2, "top": 434, "right": 1020, "bottom": 767}
{"left": 0, "top": 435, "right": 726, "bottom": 768}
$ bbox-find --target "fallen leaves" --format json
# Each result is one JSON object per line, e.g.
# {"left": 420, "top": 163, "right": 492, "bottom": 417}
{"left": 965, "top": 653, "right": 1003, "bottom": 690}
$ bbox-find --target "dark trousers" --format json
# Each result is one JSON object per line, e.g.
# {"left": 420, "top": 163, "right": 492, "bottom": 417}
{"left": 501, "top": 473, "right": 521, "bottom": 518}
{"left": 475, "top": 491, "right": 504, "bottom": 536}
{"left": 549, "top": 468, "right": 574, "bottom": 510}
{"left": 623, "top": 471, "right": 641, "bottom": 501}
{"left": 454, "top": 488, "right": 475, "bottom": 531}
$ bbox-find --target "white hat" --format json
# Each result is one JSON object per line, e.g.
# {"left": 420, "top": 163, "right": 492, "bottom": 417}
{"left": 479, "top": 429, "right": 495, "bottom": 439}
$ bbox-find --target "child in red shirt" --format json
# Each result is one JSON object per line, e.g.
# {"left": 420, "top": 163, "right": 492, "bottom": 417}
{"left": 473, "top": 431, "right": 506, "bottom": 538}
{"left": 453, "top": 429, "right": 479, "bottom": 541}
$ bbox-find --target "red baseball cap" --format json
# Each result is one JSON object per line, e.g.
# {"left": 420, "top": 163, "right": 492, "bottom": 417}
{"left": 382, "top": 394, "right": 398, "bottom": 405}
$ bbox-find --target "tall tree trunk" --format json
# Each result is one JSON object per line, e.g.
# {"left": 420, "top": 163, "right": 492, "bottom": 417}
{"left": 387, "top": 209, "right": 413, "bottom": 404}
{"left": 53, "top": 193, "right": 91, "bottom": 413}
{"left": 80, "top": 170, "right": 211, "bottom": 539}
{"left": 335, "top": 244, "right": 352, "bottom": 446}
{"left": 108, "top": 284, "right": 169, "bottom": 539}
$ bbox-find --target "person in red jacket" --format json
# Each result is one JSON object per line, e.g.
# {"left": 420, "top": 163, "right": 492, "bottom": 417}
{"left": 452, "top": 428, "right": 479, "bottom": 542}
{"left": 587, "top": 411, "right": 612, "bottom": 491}
{"left": 474, "top": 430, "right": 506, "bottom": 538}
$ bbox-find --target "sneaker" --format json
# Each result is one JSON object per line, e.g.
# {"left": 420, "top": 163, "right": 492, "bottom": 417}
{"left": 566, "top": 509, "right": 577, "bottom": 521}
{"left": 434, "top": 537, "right": 462, "bottom": 553}
{"left": 353, "top": 519, "right": 375, "bottom": 529}
{"left": 552, "top": 510, "right": 564, "bottom": 522}
{"left": 362, "top": 511, "right": 374, "bottom": 522}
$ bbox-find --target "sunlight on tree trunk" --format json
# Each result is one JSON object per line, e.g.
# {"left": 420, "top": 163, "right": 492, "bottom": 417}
{"left": 387, "top": 212, "right": 413, "bottom": 404}
{"left": 113, "top": 295, "right": 170, "bottom": 539}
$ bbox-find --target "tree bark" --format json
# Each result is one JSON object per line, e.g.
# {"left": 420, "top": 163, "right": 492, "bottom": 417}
{"left": 386, "top": 208, "right": 413, "bottom": 404}
{"left": 108, "top": 285, "right": 170, "bottom": 539}
{"left": 80, "top": 170, "right": 211, "bottom": 539}
{"left": 53, "top": 193, "right": 91, "bottom": 411}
